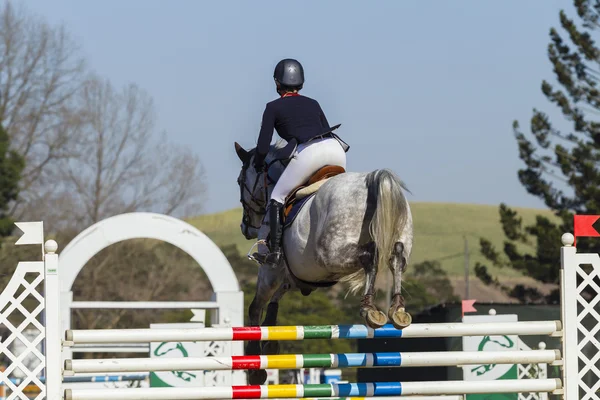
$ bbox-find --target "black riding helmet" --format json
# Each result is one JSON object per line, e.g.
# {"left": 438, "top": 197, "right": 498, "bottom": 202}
{"left": 273, "top": 59, "right": 304, "bottom": 90}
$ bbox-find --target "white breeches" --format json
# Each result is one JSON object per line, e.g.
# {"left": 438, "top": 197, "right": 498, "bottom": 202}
{"left": 270, "top": 137, "right": 347, "bottom": 203}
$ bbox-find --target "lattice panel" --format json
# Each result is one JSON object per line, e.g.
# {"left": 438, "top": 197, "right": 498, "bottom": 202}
{"left": 517, "top": 338, "right": 548, "bottom": 396}
{"left": 0, "top": 261, "right": 46, "bottom": 400}
{"left": 575, "top": 259, "right": 600, "bottom": 400}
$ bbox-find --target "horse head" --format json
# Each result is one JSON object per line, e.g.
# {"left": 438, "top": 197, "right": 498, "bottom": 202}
{"left": 234, "top": 142, "right": 265, "bottom": 239}
{"left": 234, "top": 141, "right": 288, "bottom": 239}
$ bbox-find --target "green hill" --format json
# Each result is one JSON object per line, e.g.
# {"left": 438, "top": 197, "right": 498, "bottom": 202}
{"left": 188, "top": 202, "right": 559, "bottom": 302}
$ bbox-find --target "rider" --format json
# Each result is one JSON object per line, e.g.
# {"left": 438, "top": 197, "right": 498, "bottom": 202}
{"left": 253, "top": 58, "right": 349, "bottom": 266}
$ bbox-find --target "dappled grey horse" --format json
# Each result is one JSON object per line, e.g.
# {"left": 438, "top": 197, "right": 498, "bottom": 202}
{"left": 234, "top": 140, "right": 413, "bottom": 385}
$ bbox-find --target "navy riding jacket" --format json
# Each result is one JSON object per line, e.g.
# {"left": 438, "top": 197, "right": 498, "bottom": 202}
{"left": 254, "top": 94, "right": 332, "bottom": 167}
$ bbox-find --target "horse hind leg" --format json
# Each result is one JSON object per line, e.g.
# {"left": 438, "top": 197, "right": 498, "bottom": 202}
{"left": 359, "top": 242, "right": 387, "bottom": 329}
{"left": 388, "top": 241, "right": 412, "bottom": 329}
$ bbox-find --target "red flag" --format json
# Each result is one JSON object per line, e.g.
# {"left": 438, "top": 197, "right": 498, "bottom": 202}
{"left": 462, "top": 299, "right": 477, "bottom": 318}
{"left": 573, "top": 215, "right": 600, "bottom": 246}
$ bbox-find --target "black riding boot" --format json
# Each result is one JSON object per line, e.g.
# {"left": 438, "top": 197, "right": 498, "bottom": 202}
{"left": 265, "top": 200, "right": 283, "bottom": 266}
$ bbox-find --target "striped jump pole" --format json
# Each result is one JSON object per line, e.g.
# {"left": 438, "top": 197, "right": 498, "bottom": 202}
{"left": 63, "top": 320, "right": 562, "bottom": 345}
{"left": 5, "top": 374, "right": 148, "bottom": 384}
{"left": 63, "top": 374, "right": 148, "bottom": 383}
{"left": 0, "top": 374, "right": 150, "bottom": 400}
{"left": 64, "top": 349, "right": 561, "bottom": 374}
{"left": 322, "top": 397, "right": 464, "bottom": 400}
{"left": 64, "top": 378, "right": 563, "bottom": 400}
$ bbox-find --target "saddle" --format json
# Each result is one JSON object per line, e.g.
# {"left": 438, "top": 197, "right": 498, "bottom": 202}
{"left": 282, "top": 165, "right": 346, "bottom": 226}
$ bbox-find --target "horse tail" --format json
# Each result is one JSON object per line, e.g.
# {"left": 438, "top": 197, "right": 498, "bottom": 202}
{"left": 368, "top": 169, "right": 410, "bottom": 276}
{"left": 341, "top": 169, "right": 410, "bottom": 295}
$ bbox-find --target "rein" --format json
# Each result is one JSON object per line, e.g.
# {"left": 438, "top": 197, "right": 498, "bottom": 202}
{"left": 237, "top": 156, "right": 285, "bottom": 238}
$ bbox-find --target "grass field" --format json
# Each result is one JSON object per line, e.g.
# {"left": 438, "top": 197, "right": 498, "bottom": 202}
{"left": 188, "top": 202, "right": 559, "bottom": 301}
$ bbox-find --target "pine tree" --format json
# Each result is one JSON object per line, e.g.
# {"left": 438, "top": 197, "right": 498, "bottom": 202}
{"left": 0, "top": 123, "right": 24, "bottom": 239}
{"left": 475, "top": 0, "right": 600, "bottom": 303}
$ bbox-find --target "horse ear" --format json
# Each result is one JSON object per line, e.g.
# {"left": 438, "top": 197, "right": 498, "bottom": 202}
{"left": 234, "top": 142, "right": 250, "bottom": 163}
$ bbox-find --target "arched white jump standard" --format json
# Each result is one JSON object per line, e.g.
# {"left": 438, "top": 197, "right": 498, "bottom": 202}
{"left": 60, "top": 212, "right": 240, "bottom": 292}
{"left": 58, "top": 212, "right": 243, "bottom": 351}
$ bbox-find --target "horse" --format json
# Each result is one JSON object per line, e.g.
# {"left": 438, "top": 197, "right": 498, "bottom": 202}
{"left": 234, "top": 140, "right": 414, "bottom": 385}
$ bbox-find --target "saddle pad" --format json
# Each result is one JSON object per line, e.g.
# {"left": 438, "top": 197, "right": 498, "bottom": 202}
{"left": 283, "top": 192, "right": 316, "bottom": 230}
{"left": 295, "top": 179, "right": 329, "bottom": 200}
{"left": 283, "top": 166, "right": 345, "bottom": 216}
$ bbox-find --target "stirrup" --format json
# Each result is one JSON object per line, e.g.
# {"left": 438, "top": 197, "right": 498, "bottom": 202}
{"left": 247, "top": 240, "right": 268, "bottom": 265}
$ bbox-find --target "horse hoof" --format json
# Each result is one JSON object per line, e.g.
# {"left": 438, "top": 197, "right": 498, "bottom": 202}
{"left": 365, "top": 309, "right": 387, "bottom": 329}
{"left": 248, "top": 369, "right": 268, "bottom": 385}
{"left": 262, "top": 341, "right": 280, "bottom": 355}
{"left": 391, "top": 308, "right": 412, "bottom": 329}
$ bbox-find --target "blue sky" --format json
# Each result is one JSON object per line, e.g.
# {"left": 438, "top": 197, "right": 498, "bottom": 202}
{"left": 23, "top": 0, "right": 569, "bottom": 214}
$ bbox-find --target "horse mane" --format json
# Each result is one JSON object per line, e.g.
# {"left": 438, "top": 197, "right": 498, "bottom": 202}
{"left": 261, "top": 139, "right": 287, "bottom": 164}
{"left": 248, "top": 138, "right": 287, "bottom": 155}
{"left": 272, "top": 139, "right": 287, "bottom": 151}
{"left": 242, "top": 139, "right": 286, "bottom": 166}
{"left": 257, "top": 139, "right": 287, "bottom": 178}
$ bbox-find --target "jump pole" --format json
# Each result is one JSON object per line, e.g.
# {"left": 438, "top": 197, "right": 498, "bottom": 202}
{"left": 64, "top": 378, "right": 563, "bottom": 400}
{"left": 322, "top": 397, "right": 464, "bottom": 400}
{"left": 63, "top": 320, "right": 562, "bottom": 345}
{"left": 6, "top": 374, "right": 148, "bottom": 384}
{"left": 64, "top": 349, "right": 561, "bottom": 374}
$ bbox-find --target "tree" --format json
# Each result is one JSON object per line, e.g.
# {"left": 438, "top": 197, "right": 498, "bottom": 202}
{"left": 403, "top": 260, "right": 460, "bottom": 311}
{"left": 475, "top": 0, "right": 600, "bottom": 303}
{"left": 48, "top": 75, "right": 206, "bottom": 230}
{"left": 0, "top": 1, "right": 86, "bottom": 219}
{"left": 0, "top": 2, "right": 207, "bottom": 230}
{"left": 0, "top": 123, "right": 24, "bottom": 239}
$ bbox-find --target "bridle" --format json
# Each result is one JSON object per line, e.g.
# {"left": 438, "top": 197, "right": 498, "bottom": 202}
{"left": 237, "top": 162, "right": 269, "bottom": 238}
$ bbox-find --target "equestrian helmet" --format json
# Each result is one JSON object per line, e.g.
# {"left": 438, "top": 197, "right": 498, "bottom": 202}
{"left": 273, "top": 59, "right": 304, "bottom": 89}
